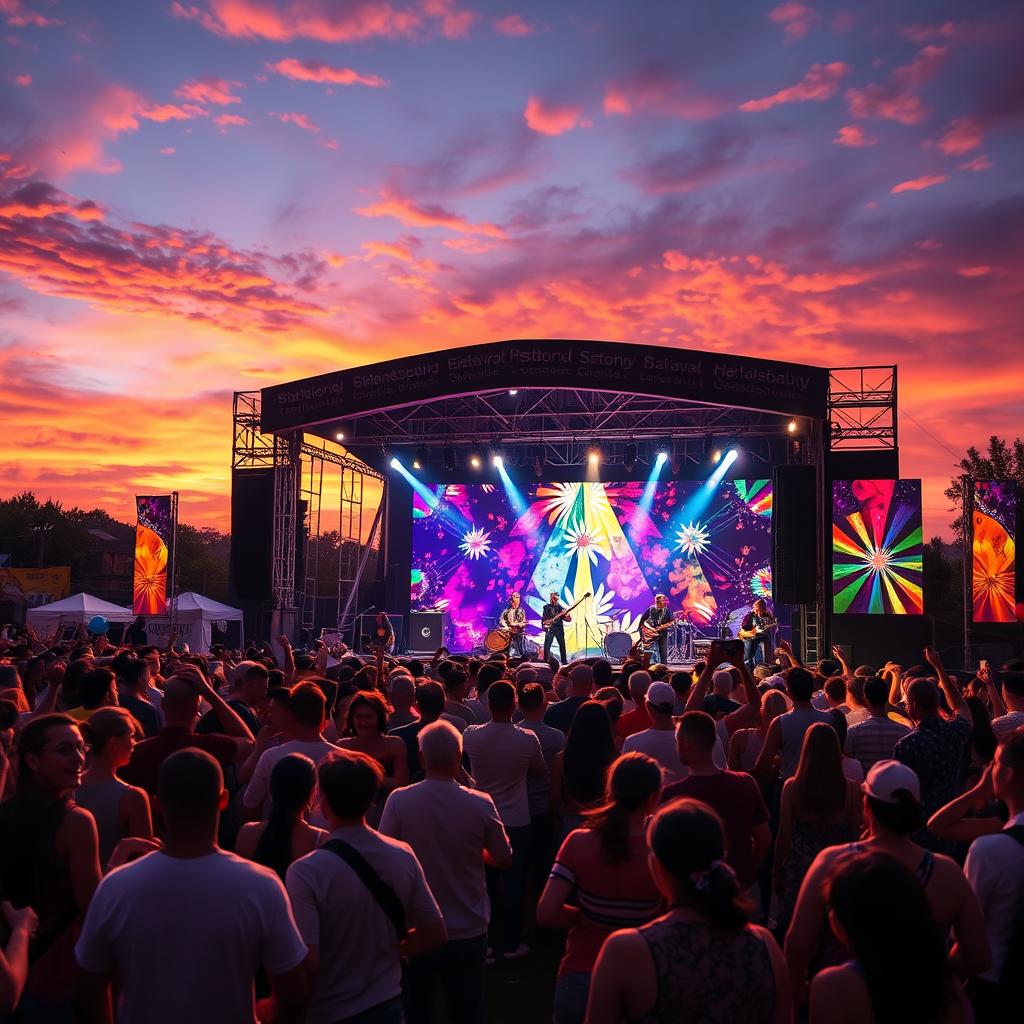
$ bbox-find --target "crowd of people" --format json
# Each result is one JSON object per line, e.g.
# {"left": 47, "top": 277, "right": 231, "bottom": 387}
{"left": 0, "top": 620, "right": 1022, "bottom": 1023}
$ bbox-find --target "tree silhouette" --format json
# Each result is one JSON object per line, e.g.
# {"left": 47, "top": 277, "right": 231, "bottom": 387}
{"left": 944, "top": 436, "right": 1024, "bottom": 537}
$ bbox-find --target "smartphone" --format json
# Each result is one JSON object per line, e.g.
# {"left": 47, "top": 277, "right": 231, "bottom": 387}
{"left": 711, "top": 638, "right": 744, "bottom": 662}
{"left": 979, "top": 659, "right": 989, "bottom": 671}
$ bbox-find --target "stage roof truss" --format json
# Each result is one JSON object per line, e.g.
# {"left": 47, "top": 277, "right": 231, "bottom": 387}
{"left": 828, "top": 366, "right": 897, "bottom": 449}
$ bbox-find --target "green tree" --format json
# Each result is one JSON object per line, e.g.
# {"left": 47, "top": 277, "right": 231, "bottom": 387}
{"left": 944, "top": 435, "right": 1024, "bottom": 537}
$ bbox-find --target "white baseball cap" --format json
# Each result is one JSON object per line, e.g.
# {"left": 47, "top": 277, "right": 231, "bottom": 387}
{"left": 647, "top": 681, "right": 676, "bottom": 710}
{"left": 862, "top": 760, "right": 920, "bottom": 804}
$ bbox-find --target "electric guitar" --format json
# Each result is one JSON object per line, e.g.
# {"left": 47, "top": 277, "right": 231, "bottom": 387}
{"left": 738, "top": 616, "right": 778, "bottom": 641}
{"left": 543, "top": 592, "right": 591, "bottom": 629}
{"left": 640, "top": 619, "right": 674, "bottom": 643}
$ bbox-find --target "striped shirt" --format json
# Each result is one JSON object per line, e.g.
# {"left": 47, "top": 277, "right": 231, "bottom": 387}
{"left": 549, "top": 829, "right": 662, "bottom": 975}
{"left": 845, "top": 714, "right": 911, "bottom": 774}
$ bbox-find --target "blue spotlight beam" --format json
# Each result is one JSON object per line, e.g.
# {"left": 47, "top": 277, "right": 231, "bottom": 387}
{"left": 390, "top": 458, "right": 470, "bottom": 531}
{"left": 495, "top": 459, "right": 527, "bottom": 516}
{"left": 630, "top": 452, "right": 667, "bottom": 532}
{"left": 680, "top": 448, "right": 739, "bottom": 523}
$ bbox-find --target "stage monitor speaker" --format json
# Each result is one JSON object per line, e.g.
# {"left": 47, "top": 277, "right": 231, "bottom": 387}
{"left": 773, "top": 465, "right": 817, "bottom": 605}
{"left": 408, "top": 612, "right": 448, "bottom": 653}
{"left": 230, "top": 468, "right": 274, "bottom": 601}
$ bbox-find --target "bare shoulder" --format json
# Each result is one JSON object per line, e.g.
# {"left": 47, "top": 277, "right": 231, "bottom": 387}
{"left": 809, "top": 965, "right": 868, "bottom": 1022}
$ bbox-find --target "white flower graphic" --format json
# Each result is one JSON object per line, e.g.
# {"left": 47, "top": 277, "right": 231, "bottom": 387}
{"left": 675, "top": 520, "right": 710, "bottom": 557}
{"left": 459, "top": 527, "right": 491, "bottom": 560}
{"left": 564, "top": 519, "right": 610, "bottom": 565}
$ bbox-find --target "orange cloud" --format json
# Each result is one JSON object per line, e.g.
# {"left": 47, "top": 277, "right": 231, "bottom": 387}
{"left": 272, "top": 110, "right": 321, "bottom": 133}
{"left": 214, "top": 113, "right": 249, "bottom": 127}
{"left": 891, "top": 174, "right": 948, "bottom": 194}
{"left": 603, "top": 66, "right": 725, "bottom": 119}
{"left": 175, "top": 75, "right": 243, "bottom": 105}
{"left": 937, "top": 116, "right": 983, "bottom": 155}
{"left": 524, "top": 95, "right": 584, "bottom": 136}
{"left": 267, "top": 57, "right": 387, "bottom": 87}
{"left": 494, "top": 13, "right": 533, "bottom": 37}
{"left": 354, "top": 189, "right": 505, "bottom": 238}
{"left": 768, "top": 2, "right": 816, "bottom": 40}
{"left": 846, "top": 46, "right": 947, "bottom": 124}
{"left": 834, "top": 124, "right": 878, "bottom": 147}
{"left": 740, "top": 62, "right": 850, "bottom": 112}
{"left": 170, "top": 0, "right": 473, "bottom": 42}
{"left": 0, "top": 182, "right": 103, "bottom": 221}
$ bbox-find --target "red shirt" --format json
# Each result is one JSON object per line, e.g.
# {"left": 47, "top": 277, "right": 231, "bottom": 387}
{"left": 615, "top": 704, "right": 651, "bottom": 739}
{"left": 120, "top": 726, "right": 238, "bottom": 797}
{"left": 661, "top": 770, "right": 769, "bottom": 887}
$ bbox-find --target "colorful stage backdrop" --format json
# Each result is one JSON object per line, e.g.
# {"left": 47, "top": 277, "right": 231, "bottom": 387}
{"left": 411, "top": 479, "right": 773, "bottom": 656}
{"left": 972, "top": 480, "right": 1016, "bottom": 623}
{"left": 133, "top": 495, "right": 174, "bottom": 615}
{"left": 832, "top": 479, "right": 923, "bottom": 615}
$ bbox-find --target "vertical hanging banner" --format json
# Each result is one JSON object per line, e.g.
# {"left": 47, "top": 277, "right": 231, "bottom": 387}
{"left": 134, "top": 495, "right": 174, "bottom": 615}
{"left": 832, "top": 479, "right": 923, "bottom": 615}
{"left": 972, "top": 480, "right": 1016, "bottom": 622}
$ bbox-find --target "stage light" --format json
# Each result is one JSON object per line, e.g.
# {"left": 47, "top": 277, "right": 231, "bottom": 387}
{"left": 508, "top": 389, "right": 518, "bottom": 395}
{"left": 493, "top": 455, "right": 503, "bottom": 467}
{"left": 588, "top": 452, "right": 599, "bottom": 465}
{"left": 412, "top": 459, "right": 422, "bottom": 470}
{"left": 712, "top": 449, "right": 722, "bottom": 464}
{"left": 534, "top": 450, "right": 544, "bottom": 478}
{"left": 655, "top": 451, "right": 668, "bottom": 465}
{"left": 335, "top": 431, "right": 345, "bottom": 441}
{"left": 496, "top": 456, "right": 527, "bottom": 515}
{"left": 787, "top": 420, "right": 798, "bottom": 433}
{"left": 389, "top": 457, "right": 401, "bottom": 470}
{"left": 624, "top": 441, "right": 637, "bottom": 472}
{"left": 631, "top": 446, "right": 668, "bottom": 531}
{"left": 470, "top": 454, "right": 481, "bottom": 469}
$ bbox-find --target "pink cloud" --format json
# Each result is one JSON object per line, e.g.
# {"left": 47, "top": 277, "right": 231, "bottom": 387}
{"left": 140, "top": 102, "right": 201, "bottom": 123}
{"left": 891, "top": 174, "right": 948, "bottom": 194}
{"left": 768, "top": 2, "right": 816, "bottom": 40}
{"left": 960, "top": 154, "right": 992, "bottom": 172}
{"left": 1, "top": 0, "right": 58, "bottom": 28}
{"left": 214, "top": 113, "right": 248, "bottom": 127}
{"left": 175, "top": 75, "right": 243, "bottom": 105}
{"left": 834, "top": 123, "right": 878, "bottom": 147}
{"left": 603, "top": 65, "right": 725, "bottom": 120}
{"left": 0, "top": 181, "right": 103, "bottom": 221}
{"left": 14, "top": 73, "right": 31, "bottom": 86}
{"left": 846, "top": 46, "right": 947, "bottom": 124}
{"left": 741, "top": 62, "right": 850, "bottom": 112}
{"left": 937, "top": 116, "right": 983, "bottom": 155}
{"left": 494, "top": 13, "right": 533, "bottom": 37}
{"left": 170, "top": 0, "right": 474, "bottom": 42}
{"left": 267, "top": 57, "right": 386, "bottom": 87}
{"left": 354, "top": 188, "right": 505, "bottom": 238}
{"left": 902, "top": 21, "right": 958, "bottom": 44}
{"left": 524, "top": 95, "right": 584, "bottom": 136}
{"left": 159, "top": 146, "right": 176, "bottom": 155}
{"left": 272, "top": 111, "right": 321, "bottom": 133}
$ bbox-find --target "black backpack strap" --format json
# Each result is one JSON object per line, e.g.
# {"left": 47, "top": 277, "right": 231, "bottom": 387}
{"left": 321, "top": 839, "right": 407, "bottom": 939}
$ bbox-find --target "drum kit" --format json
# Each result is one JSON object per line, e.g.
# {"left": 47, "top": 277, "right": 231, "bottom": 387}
{"left": 601, "top": 613, "right": 720, "bottom": 664}
{"left": 483, "top": 626, "right": 539, "bottom": 658}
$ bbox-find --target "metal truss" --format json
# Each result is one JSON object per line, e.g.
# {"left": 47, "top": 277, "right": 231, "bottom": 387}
{"left": 828, "top": 366, "right": 897, "bottom": 449}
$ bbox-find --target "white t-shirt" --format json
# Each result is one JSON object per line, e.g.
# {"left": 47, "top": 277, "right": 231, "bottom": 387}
{"left": 243, "top": 737, "right": 340, "bottom": 813}
{"left": 75, "top": 851, "right": 306, "bottom": 1024}
{"left": 286, "top": 824, "right": 442, "bottom": 1023}
{"left": 380, "top": 778, "right": 511, "bottom": 939}
{"left": 964, "top": 812, "right": 1024, "bottom": 982}
{"left": 622, "top": 728, "right": 686, "bottom": 784}
{"left": 462, "top": 721, "right": 545, "bottom": 827}
{"left": 992, "top": 710, "right": 1024, "bottom": 740}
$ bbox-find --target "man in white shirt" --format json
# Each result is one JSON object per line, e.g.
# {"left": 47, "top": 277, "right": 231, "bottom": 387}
{"left": 381, "top": 722, "right": 512, "bottom": 1024}
{"left": 964, "top": 727, "right": 1024, "bottom": 1020}
{"left": 991, "top": 668, "right": 1024, "bottom": 740}
{"left": 243, "top": 682, "right": 339, "bottom": 817}
{"left": 462, "top": 681, "right": 545, "bottom": 961}
{"left": 622, "top": 681, "right": 685, "bottom": 784}
{"left": 287, "top": 750, "right": 446, "bottom": 1024}
{"left": 76, "top": 748, "right": 308, "bottom": 1023}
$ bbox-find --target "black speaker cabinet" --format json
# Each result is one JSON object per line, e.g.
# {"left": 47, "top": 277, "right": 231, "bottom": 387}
{"left": 408, "top": 612, "right": 448, "bottom": 653}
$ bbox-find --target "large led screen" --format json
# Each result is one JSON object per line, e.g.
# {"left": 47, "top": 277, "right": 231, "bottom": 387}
{"left": 832, "top": 479, "right": 923, "bottom": 615}
{"left": 411, "top": 479, "right": 773, "bottom": 655}
{"left": 972, "top": 480, "right": 1016, "bottom": 623}
{"left": 133, "top": 494, "right": 173, "bottom": 615}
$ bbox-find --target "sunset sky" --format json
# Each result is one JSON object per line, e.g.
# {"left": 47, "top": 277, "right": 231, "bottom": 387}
{"left": 1, "top": 0, "right": 1021, "bottom": 540}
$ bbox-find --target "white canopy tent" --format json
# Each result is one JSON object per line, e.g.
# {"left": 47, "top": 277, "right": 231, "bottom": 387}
{"left": 26, "top": 593, "right": 135, "bottom": 634}
{"left": 144, "top": 592, "right": 244, "bottom": 653}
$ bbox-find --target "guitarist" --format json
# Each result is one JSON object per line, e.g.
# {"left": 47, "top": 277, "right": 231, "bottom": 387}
{"left": 542, "top": 591, "right": 572, "bottom": 665}
{"left": 638, "top": 593, "right": 672, "bottom": 665}
{"left": 499, "top": 592, "right": 528, "bottom": 659}
{"left": 739, "top": 598, "right": 776, "bottom": 671}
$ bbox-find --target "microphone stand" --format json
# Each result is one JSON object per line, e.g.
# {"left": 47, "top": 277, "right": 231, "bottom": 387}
{"left": 352, "top": 605, "right": 375, "bottom": 655}
{"left": 580, "top": 593, "right": 598, "bottom": 661}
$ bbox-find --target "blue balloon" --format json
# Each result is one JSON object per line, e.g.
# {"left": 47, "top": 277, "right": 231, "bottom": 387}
{"left": 87, "top": 615, "right": 109, "bottom": 635}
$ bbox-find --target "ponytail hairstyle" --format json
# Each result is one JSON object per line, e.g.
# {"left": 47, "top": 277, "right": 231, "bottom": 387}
{"left": 79, "top": 707, "right": 139, "bottom": 757}
{"left": 825, "top": 852, "right": 952, "bottom": 1024}
{"left": 584, "top": 752, "right": 662, "bottom": 864}
{"left": 649, "top": 798, "right": 748, "bottom": 929}
{"left": 252, "top": 754, "right": 318, "bottom": 880}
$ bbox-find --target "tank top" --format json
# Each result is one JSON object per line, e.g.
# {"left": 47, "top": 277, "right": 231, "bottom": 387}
{"left": 636, "top": 916, "right": 775, "bottom": 1024}
{"left": 779, "top": 707, "right": 834, "bottom": 780}
{"left": 76, "top": 777, "right": 134, "bottom": 867}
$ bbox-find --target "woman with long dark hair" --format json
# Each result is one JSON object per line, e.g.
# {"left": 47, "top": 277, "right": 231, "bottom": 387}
{"left": 550, "top": 701, "right": 618, "bottom": 836}
{"left": 0, "top": 714, "right": 101, "bottom": 1018}
{"left": 235, "top": 753, "right": 324, "bottom": 879}
{"left": 336, "top": 690, "right": 408, "bottom": 824}
{"left": 963, "top": 695, "right": 997, "bottom": 787}
{"left": 771, "top": 722, "right": 860, "bottom": 935}
{"left": 785, "top": 760, "right": 989, "bottom": 1010}
{"left": 538, "top": 753, "right": 663, "bottom": 1024}
{"left": 810, "top": 852, "right": 970, "bottom": 1023}
{"left": 585, "top": 798, "right": 790, "bottom": 1024}
{"left": 76, "top": 707, "right": 152, "bottom": 869}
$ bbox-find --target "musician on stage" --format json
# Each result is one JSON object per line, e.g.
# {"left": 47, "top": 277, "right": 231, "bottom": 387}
{"left": 499, "top": 592, "right": 528, "bottom": 659}
{"left": 638, "top": 593, "right": 672, "bottom": 665}
{"left": 739, "top": 598, "right": 776, "bottom": 671}
{"left": 542, "top": 590, "right": 571, "bottom": 666}
{"left": 372, "top": 612, "right": 395, "bottom": 654}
